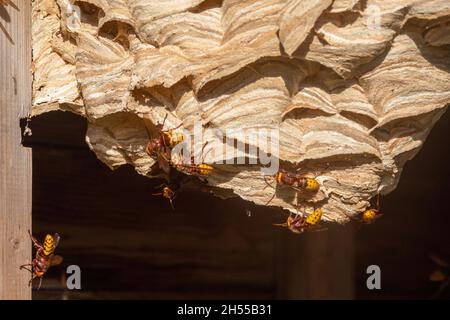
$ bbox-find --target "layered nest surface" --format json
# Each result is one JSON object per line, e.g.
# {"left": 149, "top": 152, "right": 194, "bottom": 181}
{"left": 32, "top": 0, "right": 450, "bottom": 223}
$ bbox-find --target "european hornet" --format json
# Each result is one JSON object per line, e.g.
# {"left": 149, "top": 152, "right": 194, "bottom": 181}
{"left": 152, "top": 164, "right": 192, "bottom": 210}
{"left": 274, "top": 208, "right": 325, "bottom": 234}
{"left": 173, "top": 162, "right": 214, "bottom": 177}
{"left": 264, "top": 170, "right": 320, "bottom": 205}
{"left": 273, "top": 170, "right": 320, "bottom": 191}
{"left": 144, "top": 113, "right": 184, "bottom": 175}
{"left": 153, "top": 184, "right": 178, "bottom": 210}
{"left": 152, "top": 168, "right": 184, "bottom": 210}
{"left": 172, "top": 142, "right": 214, "bottom": 178}
{"left": 429, "top": 254, "right": 450, "bottom": 299}
{"left": 20, "top": 230, "right": 63, "bottom": 289}
{"left": 145, "top": 113, "right": 184, "bottom": 155}
{"left": 354, "top": 194, "right": 382, "bottom": 224}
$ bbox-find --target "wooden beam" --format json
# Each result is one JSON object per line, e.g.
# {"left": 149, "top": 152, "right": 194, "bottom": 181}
{"left": 0, "top": 0, "right": 32, "bottom": 300}
{"left": 275, "top": 226, "right": 354, "bottom": 299}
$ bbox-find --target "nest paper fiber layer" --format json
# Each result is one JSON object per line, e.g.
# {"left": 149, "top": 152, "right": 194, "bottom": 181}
{"left": 32, "top": 0, "right": 450, "bottom": 223}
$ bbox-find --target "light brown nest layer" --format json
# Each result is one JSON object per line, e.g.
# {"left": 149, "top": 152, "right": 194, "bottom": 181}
{"left": 31, "top": 0, "right": 450, "bottom": 223}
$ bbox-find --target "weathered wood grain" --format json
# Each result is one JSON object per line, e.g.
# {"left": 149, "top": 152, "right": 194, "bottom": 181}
{"left": 0, "top": 0, "right": 32, "bottom": 300}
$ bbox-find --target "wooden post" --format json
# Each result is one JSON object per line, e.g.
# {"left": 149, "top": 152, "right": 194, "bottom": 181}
{"left": 275, "top": 226, "right": 354, "bottom": 299}
{"left": 0, "top": 0, "right": 32, "bottom": 300}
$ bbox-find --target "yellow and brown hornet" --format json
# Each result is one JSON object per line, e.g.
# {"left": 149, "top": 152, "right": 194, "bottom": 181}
{"left": 20, "top": 230, "right": 63, "bottom": 289}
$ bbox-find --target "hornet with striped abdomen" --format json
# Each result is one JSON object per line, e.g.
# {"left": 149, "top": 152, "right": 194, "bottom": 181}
{"left": 264, "top": 170, "right": 320, "bottom": 205}
{"left": 274, "top": 208, "right": 325, "bottom": 234}
{"left": 357, "top": 194, "right": 383, "bottom": 224}
{"left": 20, "top": 230, "right": 63, "bottom": 289}
{"left": 144, "top": 113, "right": 184, "bottom": 175}
{"left": 145, "top": 114, "right": 184, "bottom": 157}
{"left": 171, "top": 142, "right": 214, "bottom": 178}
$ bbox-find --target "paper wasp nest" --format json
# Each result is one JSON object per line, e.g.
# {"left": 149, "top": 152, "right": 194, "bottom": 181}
{"left": 32, "top": 0, "right": 450, "bottom": 223}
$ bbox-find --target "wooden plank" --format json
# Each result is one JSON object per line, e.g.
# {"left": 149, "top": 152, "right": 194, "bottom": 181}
{"left": 0, "top": 0, "right": 32, "bottom": 300}
{"left": 275, "top": 225, "right": 354, "bottom": 299}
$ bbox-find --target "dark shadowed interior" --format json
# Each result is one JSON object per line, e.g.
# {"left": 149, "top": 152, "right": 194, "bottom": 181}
{"left": 25, "top": 109, "right": 450, "bottom": 300}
